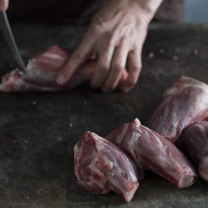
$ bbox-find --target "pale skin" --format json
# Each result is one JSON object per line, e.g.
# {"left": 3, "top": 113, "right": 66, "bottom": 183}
{"left": 57, "top": 0, "right": 163, "bottom": 92}
{"left": 0, "top": 0, "right": 8, "bottom": 11}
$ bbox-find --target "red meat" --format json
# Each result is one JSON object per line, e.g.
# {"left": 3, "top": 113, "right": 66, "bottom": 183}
{"left": 106, "top": 118, "right": 197, "bottom": 188}
{"left": 148, "top": 76, "right": 208, "bottom": 144}
{"left": 0, "top": 45, "right": 127, "bottom": 92}
{"left": 74, "top": 131, "right": 139, "bottom": 202}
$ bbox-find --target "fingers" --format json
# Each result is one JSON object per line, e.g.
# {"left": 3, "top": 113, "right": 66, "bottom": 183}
{"left": 102, "top": 45, "right": 128, "bottom": 93}
{"left": 56, "top": 32, "right": 94, "bottom": 85}
{"left": 121, "top": 29, "right": 147, "bottom": 93}
{"left": 121, "top": 49, "right": 142, "bottom": 93}
{"left": 0, "top": 0, "right": 9, "bottom": 11}
{"left": 90, "top": 39, "right": 114, "bottom": 88}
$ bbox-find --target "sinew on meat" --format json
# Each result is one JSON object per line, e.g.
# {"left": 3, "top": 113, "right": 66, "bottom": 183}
{"left": 106, "top": 118, "right": 197, "bottom": 188}
{"left": 148, "top": 76, "right": 208, "bottom": 144}
{"left": 74, "top": 131, "right": 139, "bottom": 202}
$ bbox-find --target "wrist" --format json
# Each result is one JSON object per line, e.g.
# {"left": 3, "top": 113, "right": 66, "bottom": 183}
{"left": 135, "top": 0, "right": 164, "bottom": 22}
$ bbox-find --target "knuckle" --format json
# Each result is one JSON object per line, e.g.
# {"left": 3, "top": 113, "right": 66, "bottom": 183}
{"left": 72, "top": 50, "right": 85, "bottom": 61}
{"left": 89, "top": 24, "right": 101, "bottom": 34}
{"left": 133, "top": 64, "right": 142, "bottom": 72}
{"left": 120, "top": 37, "right": 128, "bottom": 46}
{"left": 113, "top": 64, "right": 124, "bottom": 73}
{"left": 99, "top": 65, "right": 109, "bottom": 74}
{"left": 137, "top": 65, "right": 142, "bottom": 72}
{"left": 92, "top": 15, "right": 104, "bottom": 27}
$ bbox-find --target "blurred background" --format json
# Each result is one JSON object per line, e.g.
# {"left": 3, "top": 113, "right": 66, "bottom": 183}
{"left": 155, "top": 0, "right": 208, "bottom": 23}
{"left": 5, "top": 0, "right": 208, "bottom": 24}
{"left": 185, "top": 0, "right": 208, "bottom": 22}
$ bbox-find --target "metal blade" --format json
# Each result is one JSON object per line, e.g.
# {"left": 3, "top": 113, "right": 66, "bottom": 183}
{"left": 0, "top": 11, "right": 26, "bottom": 71}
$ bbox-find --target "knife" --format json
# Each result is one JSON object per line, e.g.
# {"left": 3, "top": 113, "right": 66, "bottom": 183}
{"left": 0, "top": 11, "right": 26, "bottom": 71}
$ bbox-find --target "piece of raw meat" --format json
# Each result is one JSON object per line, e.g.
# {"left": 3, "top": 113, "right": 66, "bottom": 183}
{"left": 182, "top": 121, "right": 208, "bottom": 182}
{"left": 0, "top": 45, "right": 93, "bottom": 92}
{"left": 74, "top": 131, "right": 139, "bottom": 202}
{"left": 148, "top": 76, "right": 208, "bottom": 144}
{"left": 0, "top": 45, "right": 127, "bottom": 92}
{"left": 106, "top": 118, "right": 197, "bottom": 188}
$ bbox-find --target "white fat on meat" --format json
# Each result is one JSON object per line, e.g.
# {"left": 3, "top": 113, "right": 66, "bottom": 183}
{"left": 41, "top": 52, "right": 67, "bottom": 60}
{"left": 127, "top": 131, "right": 140, "bottom": 159}
{"left": 74, "top": 131, "right": 139, "bottom": 202}
{"left": 116, "top": 124, "right": 128, "bottom": 144}
{"left": 106, "top": 118, "right": 197, "bottom": 188}
{"left": 164, "top": 76, "right": 208, "bottom": 97}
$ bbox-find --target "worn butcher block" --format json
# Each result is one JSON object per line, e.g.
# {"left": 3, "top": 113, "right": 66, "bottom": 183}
{"left": 0, "top": 23, "right": 208, "bottom": 208}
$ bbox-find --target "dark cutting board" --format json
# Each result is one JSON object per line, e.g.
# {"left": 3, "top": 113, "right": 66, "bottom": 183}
{"left": 0, "top": 23, "right": 208, "bottom": 208}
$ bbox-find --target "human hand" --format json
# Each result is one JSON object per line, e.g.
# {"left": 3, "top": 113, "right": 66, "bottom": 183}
{"left": 57, "top": 0, "right": 163, "bottom": 92}
{"left": 0, "top": 0, "right": 8, "bottom": 11}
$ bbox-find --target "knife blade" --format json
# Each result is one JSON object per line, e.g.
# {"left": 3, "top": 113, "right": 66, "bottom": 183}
{"left": 0, "top": 11, "right": 26, "bottom": 71}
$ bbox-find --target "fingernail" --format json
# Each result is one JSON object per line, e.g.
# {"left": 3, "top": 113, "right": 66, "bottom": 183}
{"left": 56, "top": 76, "right": 65, "bottom": 84}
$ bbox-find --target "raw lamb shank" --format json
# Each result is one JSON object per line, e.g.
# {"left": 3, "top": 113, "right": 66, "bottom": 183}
{"left": 182, "top": 121, "right": 208, "bottom": 182}
{"left": 106, "top": 118, "right": 197, "bottom": 188}
{"left": 74, "top": 131, "right": 139, "bottom": 202}
{"left": 148, "top": 76, "right": 208, "bottom": 144}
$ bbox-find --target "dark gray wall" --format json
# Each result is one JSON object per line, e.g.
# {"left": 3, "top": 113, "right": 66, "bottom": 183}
{"left": 185, "top": 0, "right": 208, "bottom": 22}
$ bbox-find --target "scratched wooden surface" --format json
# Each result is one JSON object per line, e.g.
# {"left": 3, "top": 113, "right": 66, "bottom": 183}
{"left": 0, "top": 23, "right": 208, "bottom": 208}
